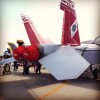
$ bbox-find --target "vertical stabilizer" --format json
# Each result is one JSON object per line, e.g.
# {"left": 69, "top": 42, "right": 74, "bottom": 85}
{"left": 21, "top": 15, "right": 40, "bottom": 44}
{"left": 21, "top": 15, "right": 53, "bottom": 44}
{"left": 8, "top": 42, "right": 17, "bottom": 51}
{"left": 60, "top": 0, "right": 80, "bottom": 46}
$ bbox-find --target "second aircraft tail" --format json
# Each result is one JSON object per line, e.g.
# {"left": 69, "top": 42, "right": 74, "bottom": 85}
{"left": 60, "top": 0, "right": 80, "bottom": 46}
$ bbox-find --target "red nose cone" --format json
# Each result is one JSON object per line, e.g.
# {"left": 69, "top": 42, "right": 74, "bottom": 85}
{"left": 13, "top": 46, "right": 25, "bottom": 60}
{"left": 23, "top": 44, "right": 39, "bottom": 61}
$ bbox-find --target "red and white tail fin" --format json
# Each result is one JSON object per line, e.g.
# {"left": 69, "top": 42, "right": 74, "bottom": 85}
{"left": 21, "top": 15, "right": 39, "bottom": 44}
{"left": 21, "top": 15, "right": 53, "bottom": 44}
{"left": 60, "top": 0, "right": 80, "bottom": 46}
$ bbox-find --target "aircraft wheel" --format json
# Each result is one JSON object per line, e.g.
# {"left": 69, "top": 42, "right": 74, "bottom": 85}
{"left": 3, "top": 71, "right": 5, "bottom": 75}
{"left": 4, "top": 64, "right": 10, "bottom": 72}
{"left": 92, "top": 69, "right": 99, "bottom": 79}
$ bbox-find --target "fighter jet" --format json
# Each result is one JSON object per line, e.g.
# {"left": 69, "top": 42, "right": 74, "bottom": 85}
{"left": 81, "top": 36, "right": 100, "bottom": 45}
{"left": 0, "top": 0, "right": 100, "bottom": 80}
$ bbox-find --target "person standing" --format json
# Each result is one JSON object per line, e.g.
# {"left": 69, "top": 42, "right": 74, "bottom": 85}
{"left": 22, "top": 60, "right": 30, "bottom": 75}
{"left": 36, "top": 62, "right": 42, "bottom": 74}
{"left": 14, "top": 61, "right": 18, "bottom": 71}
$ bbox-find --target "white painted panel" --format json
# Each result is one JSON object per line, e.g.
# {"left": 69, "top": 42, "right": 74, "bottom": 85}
{"left": 39, "top": 46, "right": 90, "bottom": 80}
{"left": 0, "top": 57, "right": 16, "bottom": 65}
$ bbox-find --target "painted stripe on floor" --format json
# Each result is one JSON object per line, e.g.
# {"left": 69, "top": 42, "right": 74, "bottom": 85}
{"left": 39, "top": 82, "right": 67, "bottom": 100}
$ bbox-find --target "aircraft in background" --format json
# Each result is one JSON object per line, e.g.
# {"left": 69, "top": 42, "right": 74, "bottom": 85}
{"left": 3, "top": 48, "right": 12, "bottom": 58}
{"left": 81, "top": 36, "right": 100, "bottom": 45}
{"left": 0, "top": 0, "right": 100, "bottom": 80}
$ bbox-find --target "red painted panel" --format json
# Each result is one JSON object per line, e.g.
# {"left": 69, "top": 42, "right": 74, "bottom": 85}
{"left": 23, "top": 44, "right": 39, "bottom": 61}
{"left": 13, "top": 46, "right": 25, "bottom": 60}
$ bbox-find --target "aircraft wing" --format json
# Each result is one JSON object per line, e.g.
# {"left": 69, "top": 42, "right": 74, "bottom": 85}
{"left": 81, "top": 40, "right": 92, "bottom": 44}
{"left": 0, "top": 57, "right": 16, "bottom": 65}
{"left": 39, "top": 46, "right": 90, "bottom": 80}
{"left": 81, "top": 36, "right": 100, "bottom": 45}
{"left": 75, "top": 45, "right": 100, "bottom": 64}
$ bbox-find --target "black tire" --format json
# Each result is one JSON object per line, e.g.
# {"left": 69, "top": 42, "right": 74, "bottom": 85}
{"left": 92, "top": 69, "right": 99, "bottom": 79}
{"left": 4, "top": 64, "right": 10, "bottom": 72}
{"left": 3, "top": 71, "right": 5, "bottom": 75}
